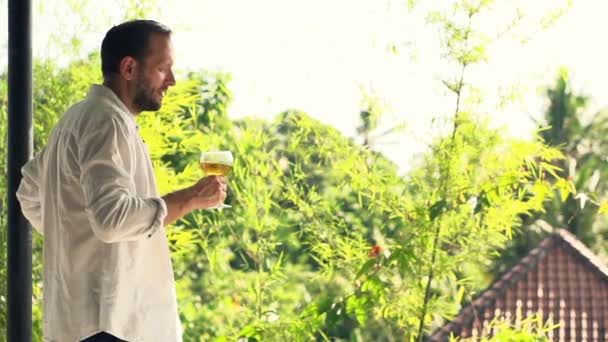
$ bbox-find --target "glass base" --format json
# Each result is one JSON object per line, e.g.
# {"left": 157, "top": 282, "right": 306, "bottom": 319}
{"left": 207, "top": 204, "right": 232, "bottom": 210}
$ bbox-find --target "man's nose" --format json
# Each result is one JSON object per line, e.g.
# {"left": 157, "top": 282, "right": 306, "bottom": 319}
{"left": 167, "top": 70, "right": 176, "bottom": 86}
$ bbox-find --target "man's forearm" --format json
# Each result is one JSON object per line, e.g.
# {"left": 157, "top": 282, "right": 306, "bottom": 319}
{"left": 162, "top": 187, "right": 195, "bottom": 226}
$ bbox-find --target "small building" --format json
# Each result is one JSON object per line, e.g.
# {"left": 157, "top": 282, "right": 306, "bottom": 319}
{"left": 431, "top": 229, "right": 608, "bottom": 341}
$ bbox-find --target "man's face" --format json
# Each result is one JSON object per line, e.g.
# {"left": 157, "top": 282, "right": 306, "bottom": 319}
{"left": 133, "top": 34, "right": 176, "bottom": 112}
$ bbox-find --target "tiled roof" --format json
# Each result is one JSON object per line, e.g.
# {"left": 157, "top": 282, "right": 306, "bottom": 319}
{"left": 430, "top": 229, "right": 608, "bottom": 341}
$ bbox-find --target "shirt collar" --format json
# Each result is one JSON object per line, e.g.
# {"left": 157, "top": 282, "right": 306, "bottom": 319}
{"left": 87, "top": 84, "right": 137, "bottom": 124}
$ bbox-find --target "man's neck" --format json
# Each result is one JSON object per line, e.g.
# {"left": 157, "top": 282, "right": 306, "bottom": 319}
{"left": 103, "top": 78, "right": 140, "bottom": 115}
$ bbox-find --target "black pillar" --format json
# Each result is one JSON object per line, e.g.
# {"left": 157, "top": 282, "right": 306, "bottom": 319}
{"left": 7, "top": 0, "right": 33, "bottom": 340}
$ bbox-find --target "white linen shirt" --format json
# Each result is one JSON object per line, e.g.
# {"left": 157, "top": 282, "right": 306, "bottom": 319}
{"left": 16, "top": 85, "right": 182, "bottom": 342}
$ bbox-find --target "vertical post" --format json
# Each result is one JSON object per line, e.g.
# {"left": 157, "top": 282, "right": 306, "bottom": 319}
{"left": 7, "top": 0, "right": 33, "bottom": 340}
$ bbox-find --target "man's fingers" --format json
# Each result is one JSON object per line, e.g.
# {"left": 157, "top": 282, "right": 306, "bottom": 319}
{"left": 193, "top": 176, "right": 228, "bottom": 199}
{"left": 214, "top": 175, "right": 226, "bottom": 183}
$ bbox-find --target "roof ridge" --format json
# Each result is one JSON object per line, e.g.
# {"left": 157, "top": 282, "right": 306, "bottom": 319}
{"left": 553, "top": 228, "right": 608, "bottom": 280}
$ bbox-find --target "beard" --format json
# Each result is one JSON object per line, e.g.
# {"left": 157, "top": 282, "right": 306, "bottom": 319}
{"left": 133, "top": 73, "right": 162, "bottom": 112}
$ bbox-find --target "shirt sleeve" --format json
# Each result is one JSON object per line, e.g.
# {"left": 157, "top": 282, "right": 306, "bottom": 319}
{"left": 78, "top": 115, "right": 167, "bottom": 243}
{"left": 16, "top": 152, "right": 45, "bottom": 235}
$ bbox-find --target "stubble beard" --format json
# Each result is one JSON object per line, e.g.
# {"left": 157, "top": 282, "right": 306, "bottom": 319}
{"left": 133, "top": 73, "right": 161, "bottom": 112}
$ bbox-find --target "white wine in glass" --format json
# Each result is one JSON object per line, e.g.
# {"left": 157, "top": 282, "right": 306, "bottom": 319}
{"left": 200, "top": 151, "right": 233, "bottom": 209}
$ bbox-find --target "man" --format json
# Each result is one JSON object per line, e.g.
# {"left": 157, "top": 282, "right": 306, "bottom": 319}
{"left": 16, "top": 20, "right": 224, "bottom": 342}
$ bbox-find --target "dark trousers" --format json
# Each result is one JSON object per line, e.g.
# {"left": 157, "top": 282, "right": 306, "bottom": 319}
{"left": 81, "top": 332, "right": 127, "bottom": 342}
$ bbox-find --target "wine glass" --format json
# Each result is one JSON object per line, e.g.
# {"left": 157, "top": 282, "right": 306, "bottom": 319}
{"left": 199, "top": 151, "right": 233, "bottom": 209}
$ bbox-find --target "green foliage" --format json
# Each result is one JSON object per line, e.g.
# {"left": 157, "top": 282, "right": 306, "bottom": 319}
{"left": 123, "top": 0, "right": 161, "bottom": 20}
{"left": 427, "top": 0, "right": 492, "bottom": 67}
{"left": 451, "top": 314, "right": 554, "bottom": 341}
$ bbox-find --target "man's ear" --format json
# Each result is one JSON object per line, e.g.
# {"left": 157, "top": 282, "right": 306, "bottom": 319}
{"left": 119, "top": 56, "right": 138, "bottom": 81}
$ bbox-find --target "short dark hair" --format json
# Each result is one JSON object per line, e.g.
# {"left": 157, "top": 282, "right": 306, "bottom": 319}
{"left": 101, "top": 20, "right": 172, "bottom": 79}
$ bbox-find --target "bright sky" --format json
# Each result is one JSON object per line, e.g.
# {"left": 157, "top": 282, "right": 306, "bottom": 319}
{"left": 2, "top": 0, "right": 607, "bottom": 172}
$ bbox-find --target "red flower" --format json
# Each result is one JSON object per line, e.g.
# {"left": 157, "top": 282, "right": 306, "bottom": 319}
{"left": 368, "top": 245, "right": 383, "bottom": 258}
{"left": 566, "top": 175, "right": 574, "bottom": 181}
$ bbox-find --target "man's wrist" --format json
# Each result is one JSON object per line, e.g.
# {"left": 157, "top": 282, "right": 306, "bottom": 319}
{"left": 182, "top": 185, "right": 198, "bottom": 213}
{"left": 164, "top": 186, "right": 197, "bottom": 217}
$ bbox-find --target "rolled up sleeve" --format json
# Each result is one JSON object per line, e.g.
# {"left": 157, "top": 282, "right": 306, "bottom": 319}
{"left": 78, "top": 116, "right": 166, "bottom": 243}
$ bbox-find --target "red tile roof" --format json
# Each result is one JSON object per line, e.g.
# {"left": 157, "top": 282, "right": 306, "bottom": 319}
{"left": 430, "top": 229, "right": 608, "bottom": 341}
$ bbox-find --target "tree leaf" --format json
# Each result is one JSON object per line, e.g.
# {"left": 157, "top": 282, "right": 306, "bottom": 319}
{"left": 429, "top": 200, "right": 447, "bottom": 220}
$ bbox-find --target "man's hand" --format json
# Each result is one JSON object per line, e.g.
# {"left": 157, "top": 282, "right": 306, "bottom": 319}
{"left": 162, "top": 176, "right": 228, "bottom": 226}
{"left": 188, "top": 176, "right": 227, "bottom": 210}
